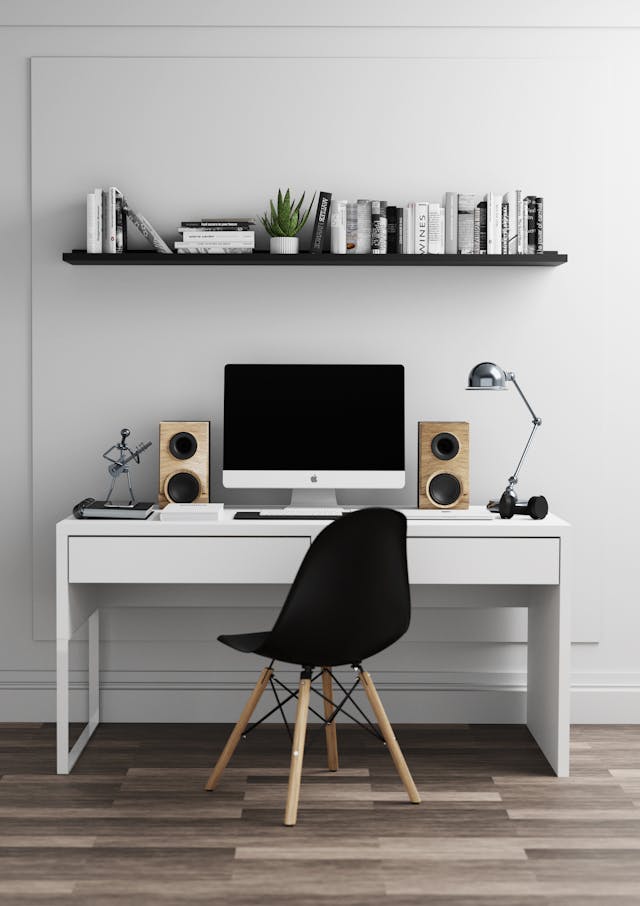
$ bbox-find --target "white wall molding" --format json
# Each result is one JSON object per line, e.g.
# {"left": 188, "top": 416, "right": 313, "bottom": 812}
{"left": 3, "top": 2, "right": 640, "bottom": 29}
{"left": 1, "top": 671, "right": 638, "bottom": 723}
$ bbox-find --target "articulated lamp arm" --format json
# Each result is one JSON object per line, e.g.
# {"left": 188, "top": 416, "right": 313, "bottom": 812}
{"left": 504, "top": 372, "right": 542, "bottom": 494}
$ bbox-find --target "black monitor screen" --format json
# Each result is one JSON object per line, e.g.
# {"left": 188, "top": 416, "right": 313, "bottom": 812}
{"left": 223, "top": 364, "right": 405, "bottom": 471}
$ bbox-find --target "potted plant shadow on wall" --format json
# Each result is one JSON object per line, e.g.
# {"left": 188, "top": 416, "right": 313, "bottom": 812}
{"left": 261, "top": 188, "right": 316, "bottom": 254}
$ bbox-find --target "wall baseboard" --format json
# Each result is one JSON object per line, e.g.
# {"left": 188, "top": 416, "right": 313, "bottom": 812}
{"left": 1, "top": 676, "right": 638, "bottom": 724}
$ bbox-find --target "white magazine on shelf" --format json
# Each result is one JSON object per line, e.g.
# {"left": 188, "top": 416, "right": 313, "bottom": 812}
{"left": 122, "top": 197, "right": 173, "bottom": 254}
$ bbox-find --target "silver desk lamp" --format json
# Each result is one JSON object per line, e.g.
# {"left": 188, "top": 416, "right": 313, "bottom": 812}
{"left": 467, "top": 362, "right": 548, "bottom": 519}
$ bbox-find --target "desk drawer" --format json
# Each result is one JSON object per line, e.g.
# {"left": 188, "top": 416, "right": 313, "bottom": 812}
{"left": 407, "top": 538, "right": 559, "bottom": 585}
{"left": 68, "top": 536, "right": 310, "bottom": 584}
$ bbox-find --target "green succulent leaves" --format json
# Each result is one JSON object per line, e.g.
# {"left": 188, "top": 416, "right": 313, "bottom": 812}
{"left": 260, "top": 188, "right": 317, "bottom": 237}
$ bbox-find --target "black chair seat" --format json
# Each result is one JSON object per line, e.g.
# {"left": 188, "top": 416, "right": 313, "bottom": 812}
{"left": 218, "top": 631, "right": 270, "bottom": 654}
{"left": 217, "top": 508, "right": 410, "bottom": 667}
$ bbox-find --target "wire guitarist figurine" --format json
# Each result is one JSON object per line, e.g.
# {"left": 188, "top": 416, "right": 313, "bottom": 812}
{"left": 103, "top": 428, "right": 152, "bottom": 507}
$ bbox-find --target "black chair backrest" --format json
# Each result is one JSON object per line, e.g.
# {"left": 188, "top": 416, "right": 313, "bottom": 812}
{"left": 263, "top": 508, "right": 410, "bottom": 667}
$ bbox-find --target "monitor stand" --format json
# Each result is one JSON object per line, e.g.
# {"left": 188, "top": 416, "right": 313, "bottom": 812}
{"left": 286, "top": 488, "right": 339, "bottom": 509}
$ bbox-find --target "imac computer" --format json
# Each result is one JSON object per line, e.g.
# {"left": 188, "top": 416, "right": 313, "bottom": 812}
{"left": 223, "top": 364, "right": 405, "bottom": 509}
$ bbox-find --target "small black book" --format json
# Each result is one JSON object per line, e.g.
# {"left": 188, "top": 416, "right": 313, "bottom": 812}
{"left": 309, "top": 192, "right": 332, "bottom": 254}
{"left": 525, "top": 196, "right": 537, "bottom": 254}
{"left": 535, "top": 197, "right": 544, "bottom": 254}
{"left": 180, "top": 221, "right": 255, "bottom": 229}
{"left": 387, "top": 206, "right": 398, "bottom": 254}
{"left": 478, "top": 200, "right": 487, "bottom": 254}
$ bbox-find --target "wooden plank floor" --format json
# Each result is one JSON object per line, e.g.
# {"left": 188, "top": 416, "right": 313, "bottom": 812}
{"left": 0, "top": 722, "right": 639, "bottom": 904}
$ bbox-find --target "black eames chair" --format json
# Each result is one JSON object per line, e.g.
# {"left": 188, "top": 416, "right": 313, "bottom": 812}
{"left": 205, "top": 507, "right": 421, "bottom": 826}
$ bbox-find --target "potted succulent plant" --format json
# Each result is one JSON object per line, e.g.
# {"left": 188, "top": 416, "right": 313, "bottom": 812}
{"left": 260, "top": 188, "right": 316, "bottom": 254}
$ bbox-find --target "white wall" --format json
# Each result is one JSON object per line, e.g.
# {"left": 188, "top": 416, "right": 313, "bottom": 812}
{"left": 1, "top": 2, "right": 639, "bottom": 723}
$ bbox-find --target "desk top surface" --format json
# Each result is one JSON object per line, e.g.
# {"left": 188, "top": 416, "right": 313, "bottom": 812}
{"left": 58, "top": 506, "right": 570, "bottom": 539}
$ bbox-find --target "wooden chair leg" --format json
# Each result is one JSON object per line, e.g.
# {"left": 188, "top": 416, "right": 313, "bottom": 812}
{"left": 205, "top": 666, "right": 273, "bottom": 791}
{"left": 321, "top": 667, "right": 339, "bottom": 772}
{"left": 358, "top": 669, "right": 421, "bottom": 804}
{"left": 283, "top": 671, "right": 312, "bottom": 826}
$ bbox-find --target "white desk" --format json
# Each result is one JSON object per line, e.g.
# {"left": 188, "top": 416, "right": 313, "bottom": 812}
{"left": 55, "top": 508, "right": 571, "bottom": 775}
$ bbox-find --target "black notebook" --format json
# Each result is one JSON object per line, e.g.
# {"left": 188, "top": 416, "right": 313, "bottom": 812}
{"left": 81, "top": 500, "right": 156, "bottom": 520}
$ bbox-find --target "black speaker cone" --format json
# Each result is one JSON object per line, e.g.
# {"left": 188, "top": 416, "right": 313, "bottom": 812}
{"left": 169, "top": 431, "right": 198, "bottom": 460}
{"left": 431, "top": 432, "right": 460, "bottom": 461}
{"left": 428, "top": 473, "right": 461, "bottom": 506}
{"left": 167, "top": 472, "right": 201, "bottom": 503}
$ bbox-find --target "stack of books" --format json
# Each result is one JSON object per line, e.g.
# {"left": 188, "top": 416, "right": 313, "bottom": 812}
{"left": 174, "top": 219, "right": 256, "bottom": 254}
{"left": 326, "top": 191, "right": 544, "bottom": 255}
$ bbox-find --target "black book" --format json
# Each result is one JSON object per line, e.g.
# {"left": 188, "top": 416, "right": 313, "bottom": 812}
{"left": 478, "top": 200, "right": 487, "bottom": 254}
{"left": 115, "top": 193, "right": 127, "bottom": 253}
{"left": 525, "top": 196, "right": 537, "bottom": 254}
{"left": 180, "top": 221, "right": 255, "bottom": 229}
{"left": 371, "top": 201, "right": 381, "bottom": 253}
{"left": 501, "top": 201, "right": 509, "bottom": 255}
{"left": 80, "top": 500, "right": 155, "bottom": 520}
{"left": 535, "top": 197, "right": 544, "bottom": 253}
{"left": 387, "top": 206, "right": 398, "bottom": 254}
{"left": 397, "top": 208, "right": 404, "bottom": 253}
{"left": 309, "top": 191, "right": 332, "bottom": 254}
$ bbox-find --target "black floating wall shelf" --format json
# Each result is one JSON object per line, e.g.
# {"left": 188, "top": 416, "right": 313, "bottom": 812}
{"left": 63, "top": 251, "right": 567, "bottom": 267}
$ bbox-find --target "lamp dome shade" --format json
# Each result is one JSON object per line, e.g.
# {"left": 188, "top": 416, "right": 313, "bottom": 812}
{"left": 467, "top": 362, "right": 507, "bottom": 389}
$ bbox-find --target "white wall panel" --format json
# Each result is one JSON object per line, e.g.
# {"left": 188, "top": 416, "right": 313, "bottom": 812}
{"left": 0, "top": 11, "right": 637, "bottom": 720}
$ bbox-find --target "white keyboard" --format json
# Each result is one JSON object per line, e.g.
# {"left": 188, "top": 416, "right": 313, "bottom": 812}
{"left": 254, "top": 506, "right": 493, "bottom": 520}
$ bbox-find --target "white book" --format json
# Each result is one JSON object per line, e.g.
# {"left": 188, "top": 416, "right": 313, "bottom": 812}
{"left": 86, "top": 192, "right": 99, "bottom": 253}
{"left": 504, "top": 191, "right": 517, "bottom": 254}
{"left": 356, "top": 199, "right": 371, "bottom": 254}
{"left": 179, "top": 230, "right": 255, "bottom": 242}
{"left": 439, "top": 207, "right": 445, "bottom": 254}
{"left": 175, "top": 247, "right": 253, "bottom": 254}
{"left": 404, "top": 203, "right": 415, "bottom": 254}
{"left": 516, "top": 190, "right": 525, "bottom": 254}
{"left": 444, "top": 192, "right": 458, "bottom": 254}
{"left": 103, "top": 187, "right": 117, "bottom": 253}
{"left": 93, "top": 188, "right": 104, "bottom": 252}
{"left": 486, "top": 192, "right": 495, "bottom": 253}
{"left": 427, "top": 203, "right": 442, "bottom": 254}
{"left": 176, "top": 235, "right": 254, "bottom": 247}
{"left": 487, "top": 192, "right": 503, "bottom": 255}
{"left": 174, "top": 239, "right": 254, "bottom": 248}
{"left": 494, "top": 194, "right": 503, "bottom": 254}
{"left": 457, "top": 194, "right": 480, "bottom": 254}
{"left": 346, "top": 202, "right": 358, "bottom": 253}
{"left": 414, "top": 202, "right": 428, "bottom": 254}
{"left": 330, "top": 199, "right": 347, "bottom": 254}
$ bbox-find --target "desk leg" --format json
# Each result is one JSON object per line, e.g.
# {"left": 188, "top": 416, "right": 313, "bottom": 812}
{"left": 88, "top": 609, "right": 100, "bottom": 729}
{"left": 56, "top": 639, "right": 70, "bottom": 774}
{"left": 527, "top": 584, "right": 571, "bottom": 777}
{"left": 56, "top": 609, "right": 101, "bottom": 775}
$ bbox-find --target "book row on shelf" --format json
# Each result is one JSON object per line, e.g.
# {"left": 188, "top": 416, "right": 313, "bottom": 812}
{"left": 324, "top": 192, "right": 544, "bottom": 255}
{"left": 85, "top": 187, "right": 544, "bottom": 256}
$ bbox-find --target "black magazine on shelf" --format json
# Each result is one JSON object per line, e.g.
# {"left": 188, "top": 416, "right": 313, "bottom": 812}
{"left": 309, "top": 191, "right": 332, "bottom": 254}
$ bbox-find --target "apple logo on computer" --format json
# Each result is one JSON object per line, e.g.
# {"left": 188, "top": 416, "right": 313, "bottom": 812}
{"left": 310, "top": 474, "right": 318, "bottom": 483}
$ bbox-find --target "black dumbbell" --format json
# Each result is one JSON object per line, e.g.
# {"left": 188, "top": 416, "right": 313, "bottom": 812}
{"left": 499, "top": 492, "right": 548, "bottom": 520}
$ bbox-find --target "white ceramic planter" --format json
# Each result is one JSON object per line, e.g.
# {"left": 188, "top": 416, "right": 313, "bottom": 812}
{"left": 270, "top": 236, "right": 299, "bottom": 255}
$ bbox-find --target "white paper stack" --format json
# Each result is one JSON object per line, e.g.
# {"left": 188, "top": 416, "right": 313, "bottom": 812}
{"left": 159, "top": 503, "right": 224, "bottom": 522}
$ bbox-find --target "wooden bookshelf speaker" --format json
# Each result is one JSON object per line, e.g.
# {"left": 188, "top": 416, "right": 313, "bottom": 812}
{"left": 158, "top": 421, "right": 210, "bottom": 507}
{"left": 418, "top": 421, "right": 469, "bottom": 510}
